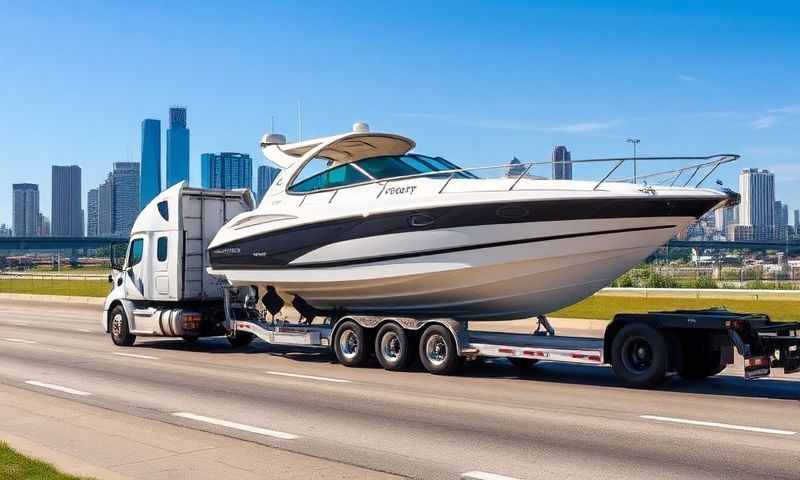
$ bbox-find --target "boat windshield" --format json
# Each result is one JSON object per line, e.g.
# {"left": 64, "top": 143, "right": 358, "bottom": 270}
{"left": 354, "top": 154, "right": 478, "bottom": 180}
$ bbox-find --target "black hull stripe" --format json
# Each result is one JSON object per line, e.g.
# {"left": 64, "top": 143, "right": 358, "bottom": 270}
{"left": 279, "top": 224, "right": 677, "bottom": 269}
{"left": 209, "top": 196, "right": 721, "bottom": 270}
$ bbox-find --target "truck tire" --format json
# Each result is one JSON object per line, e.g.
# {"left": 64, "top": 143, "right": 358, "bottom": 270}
{"left": 419, "top": 324, "right": 463, "bottom": 375}
{"left": 611, "top": 323, "right": 669, "bottom": 387}
{"left": 227, "top": 331, "right": 254, "bottom": 348}
{"left": 375, "top": 323, "right": 411, "bottom": 371}
{"left": 110, "top": 305, "right": 136, "bottom": 347}
{"left": 333, "top": 320, "right": 369, "bottom": 367}
{"left": 680, "top": 345, "right": 727, "bottom": 380}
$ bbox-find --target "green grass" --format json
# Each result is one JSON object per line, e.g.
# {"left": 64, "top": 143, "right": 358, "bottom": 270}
{"left": 0, "top": 278, "right": 110, "bottom": 297}
{"left": 552, "top": 295, "right": 800, "bottom": 321}
{"left": 0, "top": 442, "right": 93, "bottom": 480}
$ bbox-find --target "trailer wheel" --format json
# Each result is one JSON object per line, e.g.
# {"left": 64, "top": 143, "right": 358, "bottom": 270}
{"left": 611, "top": 323, "right": 669, "bottom": 387}
{"left": 333, "top": 320, "right": 369, "bottom": 367}
{"left": 110, "top": 305, "right": 135, "bottom": 346}
{"left": 227, "top": 331, "right": 254, "bottom": 348}
{"left": 375, "top": 323, "right": 411, "bottom": 371}
{"left": 419, "top": 325, "right": 463, "bottom": 375}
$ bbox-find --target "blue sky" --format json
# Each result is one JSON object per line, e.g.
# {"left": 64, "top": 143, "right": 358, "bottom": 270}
{"left": 1, "top": 0, "right": 799, "bottom": 225}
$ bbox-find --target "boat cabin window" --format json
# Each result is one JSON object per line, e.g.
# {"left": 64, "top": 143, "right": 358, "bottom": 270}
{"left": 289, "top": 163, "right": 371, "bottom": 193}
{"left": 354, "top": 154, "right": 477, "bottom": 180}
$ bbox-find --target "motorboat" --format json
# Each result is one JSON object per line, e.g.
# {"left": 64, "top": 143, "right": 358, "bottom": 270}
{"left": 207, "top": 123, "right": 738, "bottom": 320}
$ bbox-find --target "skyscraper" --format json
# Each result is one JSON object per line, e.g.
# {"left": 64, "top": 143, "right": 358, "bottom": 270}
{"left": 12, "top": 183, "right": 40, "bottom": 237}
{"left": 166, "top": 107, "right": 190, "bottom": 187}
{"left": 201, "top": 152, "right": 253, "bottom": 190}
{"left": 39, "top": 214, "right": 50, "bottom": 237}
{"left": 87, "top": 188, "right": 99, "bottom": 237}
{"left": 782, "top": 203, "right": 789, "bottom": 227}
{"left": 0, "top": 224, "right": 11, "bottom": 237}
{"left": 51, "top": 165, "right": 83, "bottom": 237}
{"left": 140, "top": 118, "right": 161, "bottom": 209}
{"left": 738, "top": 169, "right": 774, "bottom": 226}
{"left": 97, "top": 175, "right": 114, "bottom": 236}
{"left": 552, "top": 146, "right": 572, "bottom": 180}
{"left": 794, "top": 209, "right": 799, "bottom": 233}
{"left": 257, "top": 165, "right": 280, "bottom": 202}
{"left": 112, "top": 162, "right": 140, "bottom": 236}
{"left": 774, "top": 201, "right": 785, "bottom": 227}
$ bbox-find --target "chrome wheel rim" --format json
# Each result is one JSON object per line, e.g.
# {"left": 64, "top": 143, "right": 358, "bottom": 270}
{"left": 425, "top": 334, "right": 447, "bottom": 367}
{"left": 111, "top": 313, "right": 124, "bottom": 337}
{"left": 380, "top": 331, "right": 402, "bottom": 362}
{"left": 339, "top": 329, "right": 359, "bottom": 360}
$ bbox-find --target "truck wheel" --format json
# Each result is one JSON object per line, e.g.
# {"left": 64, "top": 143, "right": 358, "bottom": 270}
{"left": 110, "top": 305, "right": 136, "bottom": 347}
{"left": 333, "top": 320, "right": 369, "bottom": 367}
{"left": 509, "top": 358, "right": 539, "bottom": 369}
{"left": 680, "top": 347, "right": 726, "bottom": 380}
{"left": 375, "top": 323, "right": 411, "bottom": 371}
{"left": 227, "top": 331, "right": 254, "bottom": 348}
{"left": 419, "top": 324, "right": 463, "bottom": 375}
{"left": 611, "top": 323, "right": 668, "bottom": 387}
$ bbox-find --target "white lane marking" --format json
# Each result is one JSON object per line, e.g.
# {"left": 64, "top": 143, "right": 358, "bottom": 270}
{"left": 172, "top": 412, "right": 299, "bottom": 440}
{"left": 76, "top": 329, "right": 91, "bottom": 333}
{"left": 461, "top": 471, "right": 522, "bottom": 480}
{"left": 266, "top": 371, "right": 351, "bottom": 383}
{"left": 12, "top": 321, "right": 29, "bottom": 326}
{"left": 2, "top": 338, "right": 37, "bottom": 344}
{"left": 641, "top": 415, "right": 796, "bottom": 436}
{"left": 25, "top": 381, "right": 92, "bottom": 396}
{"left": 112, "top": 352, "right": 159, "bottom": 360}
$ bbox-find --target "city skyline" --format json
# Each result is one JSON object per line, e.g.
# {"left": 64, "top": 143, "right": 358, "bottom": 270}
{"left": 1, "top": 2, "right": 799, "bottom": 231}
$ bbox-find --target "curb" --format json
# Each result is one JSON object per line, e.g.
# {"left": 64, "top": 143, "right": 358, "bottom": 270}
{"left": 0, "top": 293, "right": 104, "bottom": 305}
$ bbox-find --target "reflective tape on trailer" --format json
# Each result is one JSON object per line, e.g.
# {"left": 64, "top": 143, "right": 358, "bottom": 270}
{"left": 470, "top": 343, "right": 603, "bottom": 364}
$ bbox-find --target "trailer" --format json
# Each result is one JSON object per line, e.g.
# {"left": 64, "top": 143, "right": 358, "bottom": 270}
{"left": 103, "top": 184, "right": 800, "bottom": 388}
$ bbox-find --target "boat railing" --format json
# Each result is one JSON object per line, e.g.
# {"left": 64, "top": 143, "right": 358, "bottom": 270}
{"left": 293, "top": 154, "right": 739, "bottom": 202}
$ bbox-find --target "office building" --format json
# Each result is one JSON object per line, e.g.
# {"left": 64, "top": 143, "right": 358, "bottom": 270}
{"left": 87, "top": 188, "right": 99, "bottom": 237}
{"left": 794, "top": 209, "right": 799, "bottom": 233}
{"left": 140, "top": 118, "right": 162, "bottom": 209}
{"left": 166, "top": 107, "right": 190, "bottom": 187}
{"left": 201, "top": 152, "right": 252, "bottom": 190}
{"left": 738, "top": 169, "right": 774, "bottom": 227}
{"left": 51, "top": 165, "right": 83, "bottom": 237}
{"left": 552, "top": 145, "right": 572, "bottom": 180}
{"left": 714, "top": 205, "right": 736, "bottom": 234}
{"left": 257, "top": 165, "right": 280, "bottom": 202}
{"left": 112, "top": 162, "right": 140, "bottom": 236}
{"left": 97, "top": 175, "right": 114, "bottom": 236}
{"left": 39, "top": 214, "right": 50, "bottom": 237}
{"left": 782, "top": 203, "right": 789, "bottom": 227}
{"left": 774, "top": 201, "right": 785, "bottom": 226}
{"left": 0, "top": 224, "right": 11, "bottom": 237}
{"left": 12, "top": 183, "right": 40, "bottom": 237}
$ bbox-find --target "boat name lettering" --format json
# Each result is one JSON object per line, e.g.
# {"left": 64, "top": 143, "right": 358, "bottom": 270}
{"left": 213, "top": 247, "right": 241, "bottom": 255}
{"left": 385, "top": 186, "right": 416, "bottom": 196}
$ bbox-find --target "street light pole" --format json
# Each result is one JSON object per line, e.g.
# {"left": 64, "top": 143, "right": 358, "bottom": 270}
{"left": 626, "top": 138, "right": 640, "bottom": 183}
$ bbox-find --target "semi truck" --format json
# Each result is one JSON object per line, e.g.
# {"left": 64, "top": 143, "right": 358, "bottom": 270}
{"left": 104, "top": 182, "right": 800, "bottom": 387}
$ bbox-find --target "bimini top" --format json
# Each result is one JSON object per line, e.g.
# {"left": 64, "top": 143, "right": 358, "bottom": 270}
{"left": 260, "top": 122, "right": 415, "bottom": 169}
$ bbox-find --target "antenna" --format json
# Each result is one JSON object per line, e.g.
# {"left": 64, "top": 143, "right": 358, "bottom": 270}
{"left": 271, "top": 115, "right": 275, "bottom": 134}
{"left": 297, "top": 100, "right": 302, "bottom": 141}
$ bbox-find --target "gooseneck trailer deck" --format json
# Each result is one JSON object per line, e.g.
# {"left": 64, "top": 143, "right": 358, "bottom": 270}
{"left": 103, "top": 183, "right": 800, "bottom": 388}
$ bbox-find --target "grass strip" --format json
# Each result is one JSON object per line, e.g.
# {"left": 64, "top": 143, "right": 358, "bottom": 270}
{"left": 0, "top": 442, "right": 93, "bottom": 480}
{"left": 0, "top": 279, "right": 110, "bottom": 297}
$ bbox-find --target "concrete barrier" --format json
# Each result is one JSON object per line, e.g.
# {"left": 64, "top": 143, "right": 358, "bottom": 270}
{"left": 0, "top": 292, "right": 104, "bottom": 305}
{"left": 598, "top": 287, "right": 800, "bottom": 301}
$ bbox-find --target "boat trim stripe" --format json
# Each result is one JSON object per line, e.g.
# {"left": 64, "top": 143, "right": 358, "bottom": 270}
{"left": 286, "top": 224, "right": 677, "bottom": 268}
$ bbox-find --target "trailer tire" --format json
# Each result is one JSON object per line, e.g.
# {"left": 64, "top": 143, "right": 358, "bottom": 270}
{"left": 333, "top": 320, "right": 369, "bottom": 367}
{"left": 227, "top": 331, "right": 254, "bottom": 348}
{"left": 680, "top": 347, "right": 726, "bottom": 380}
{"left": 611, "top": 323, "right": 669, "bottom": 387}
{"left": 375, "top": 323, "right": 411, "bottom": 371}
{"left": 110, "top": 305, "right": 135, "bottom": 346}
{"left": 419, "top": 325, "right": 463, "bottom": 375}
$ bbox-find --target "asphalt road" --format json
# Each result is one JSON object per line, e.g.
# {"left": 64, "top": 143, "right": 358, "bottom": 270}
{"left": 0, "top": 300, "right": 798, "bottom": 479}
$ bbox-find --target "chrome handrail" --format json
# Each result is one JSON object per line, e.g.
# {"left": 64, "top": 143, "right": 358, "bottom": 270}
{"left": 290, "top": 154, "right": 739, "bottom": 200}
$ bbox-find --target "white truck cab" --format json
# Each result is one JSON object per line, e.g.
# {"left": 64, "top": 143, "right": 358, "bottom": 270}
{"left": 103, "top": 182, "right": 255, "bottom": 345}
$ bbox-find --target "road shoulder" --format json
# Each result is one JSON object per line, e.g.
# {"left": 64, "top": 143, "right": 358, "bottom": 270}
{"left": 0, "top": 384, "right": 402, "bottom": 480}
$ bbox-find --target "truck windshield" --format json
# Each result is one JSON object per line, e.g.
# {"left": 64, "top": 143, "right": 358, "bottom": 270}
{"left": 354, "top": 154, "right": 477, "bottom": 180}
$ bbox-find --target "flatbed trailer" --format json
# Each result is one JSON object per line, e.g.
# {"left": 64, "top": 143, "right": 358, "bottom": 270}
{"left": 220, "top": 287, "right": 800, "bottom": 388}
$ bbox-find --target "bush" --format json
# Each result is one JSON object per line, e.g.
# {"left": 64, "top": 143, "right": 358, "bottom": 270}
{"left": 612, "top": 273, "right": 636, "bottom": 288}
{"left": 691, "top": 276, "right": 718, "bottom": 289}
{"left": 641, "top": 271, "right": 680, "bottom": 288}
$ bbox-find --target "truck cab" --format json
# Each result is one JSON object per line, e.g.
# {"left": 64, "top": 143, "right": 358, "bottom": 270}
{"left": 103, "top": 182, "right": 255, "bottom": 344}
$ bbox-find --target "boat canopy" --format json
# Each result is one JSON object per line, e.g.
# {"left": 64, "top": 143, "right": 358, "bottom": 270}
{"left": 262, "top": 130, "right": 415, "bottom": 169}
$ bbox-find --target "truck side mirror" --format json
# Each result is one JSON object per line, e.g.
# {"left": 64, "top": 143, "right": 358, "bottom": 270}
{"left": 108, "top": 274, "right": 113, "bottom": 283}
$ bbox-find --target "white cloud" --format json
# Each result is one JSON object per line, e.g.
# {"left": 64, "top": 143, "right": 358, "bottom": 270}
{"left": 750, "top": 116, "right": 778, "bottom": 130}
{"left": 768, "top": 105, "right": 800, "bottom": 115}
{"left": 678, "top": 74, "right": 696, "bottom": 82}
{"left": 392, "top": 113, "right": 621, "bottom": 134}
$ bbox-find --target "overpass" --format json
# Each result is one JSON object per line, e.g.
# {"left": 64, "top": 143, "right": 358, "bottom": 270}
{"left": 0, "top": 236, "right": 128, "bottom": 251}
{"left": 667, "top": 239, "right": 800, "bottom": 253}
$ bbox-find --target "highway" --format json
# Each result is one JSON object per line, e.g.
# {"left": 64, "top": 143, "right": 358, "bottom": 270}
{"left": 1, "top": 300, "right": 798, "bottom": 479}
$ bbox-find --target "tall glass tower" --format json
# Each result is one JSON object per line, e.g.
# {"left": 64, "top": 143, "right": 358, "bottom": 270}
{"left": 257, "top": 164, "right": 280, "bottom": 202}
{"left": 140, "top": 119, "right": 161, "bottom": 209}
{"left": 51, "top": 165, "right": 83, "bottom": 237}
{"left": 201, "top": 152, "right": 253, "bottom": 190}
{"left": 166, "top": 107, "right": 190, "bottom": 187}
